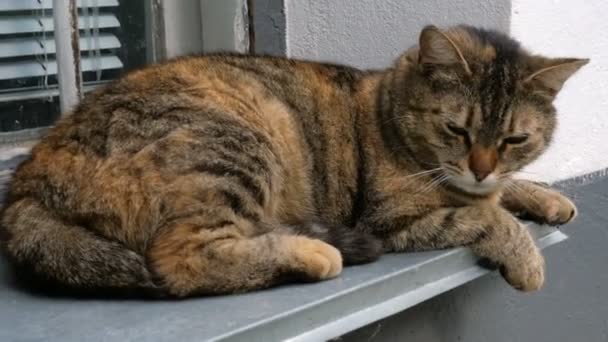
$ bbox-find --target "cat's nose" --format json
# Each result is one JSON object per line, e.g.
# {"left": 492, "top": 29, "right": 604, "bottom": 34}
{"left": 468, "top": 144, "right": 497, "bottom": 183}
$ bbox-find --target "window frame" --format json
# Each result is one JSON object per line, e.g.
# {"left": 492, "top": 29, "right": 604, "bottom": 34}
{"left": 0, "top": 0, "right": 249, "bottom": 163}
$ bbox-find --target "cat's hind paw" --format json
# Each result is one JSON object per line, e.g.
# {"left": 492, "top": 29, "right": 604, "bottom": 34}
{"left": 287, "top": 236, "right": 343, "bottom": 280}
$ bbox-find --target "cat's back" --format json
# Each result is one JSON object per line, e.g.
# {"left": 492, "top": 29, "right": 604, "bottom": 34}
{"left": 34, "top": 54, "right": 361, "bottom": 156}
{"left": 6, "top": 54, "right": 367, "bottom": 229}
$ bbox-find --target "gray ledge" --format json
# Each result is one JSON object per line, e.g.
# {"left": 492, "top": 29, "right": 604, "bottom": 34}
{"left": 0, "top": 225, "right": 565, "bottom": 342}
{"left": 0, "top": 152, "right": 580, "bottom": 342}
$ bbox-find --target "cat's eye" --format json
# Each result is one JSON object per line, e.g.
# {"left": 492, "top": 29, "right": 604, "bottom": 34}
{"left": 502, "top": 134, "right": 529, "bottom": 145}
{"left": 445, "top": 123, "right": 471, "bottom": 147}
{"left": 445, "top": 123, "right": 469, "bottom": 143}
{"left": 445, "top": 124, "right": 469, "bottom": 137}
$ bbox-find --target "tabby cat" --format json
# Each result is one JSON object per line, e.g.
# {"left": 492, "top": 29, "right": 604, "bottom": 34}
{"left": 0, "top": 25, "right": 587, "bottom": 297}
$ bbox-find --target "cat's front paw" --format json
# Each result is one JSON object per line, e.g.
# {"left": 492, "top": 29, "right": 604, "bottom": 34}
{"left": 521, "top": 188, "right": 577, "bottom": 226}
{"left": 500, "top": 249, "right": 545, "bottom": 292}
{"left": 542, "top": 191, "right": 577, "bottom": 225}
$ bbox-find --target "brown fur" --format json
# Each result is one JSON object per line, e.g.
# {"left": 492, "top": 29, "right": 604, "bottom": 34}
{"left": 0, "top": 25, "right": 587, "bottom": 296}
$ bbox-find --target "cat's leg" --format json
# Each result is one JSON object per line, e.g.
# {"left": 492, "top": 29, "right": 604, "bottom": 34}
{"left": 140, "top": 119, "right": 361, "bottom": 296}
{"left": 148, "top": 217, "right": 342, "bottom": 297}
{"left": 380, "top": 205, "right": 544, "bottom": 291}
{"left": 501, "top": 179, "right": 577, "bottom": 225}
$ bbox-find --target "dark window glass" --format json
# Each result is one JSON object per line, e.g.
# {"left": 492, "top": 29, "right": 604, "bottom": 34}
{"left": 0, "top": 0, "right": 148, "bottom": 133}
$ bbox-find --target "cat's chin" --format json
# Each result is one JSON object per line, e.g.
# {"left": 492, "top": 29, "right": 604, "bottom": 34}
{"left": 450, "top": 182, "right": 498, "bottom": 196}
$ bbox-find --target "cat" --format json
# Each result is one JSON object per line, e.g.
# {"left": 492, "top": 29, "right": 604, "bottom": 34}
{"left": 0, "top": 25, "right": 587, "bottom": 297}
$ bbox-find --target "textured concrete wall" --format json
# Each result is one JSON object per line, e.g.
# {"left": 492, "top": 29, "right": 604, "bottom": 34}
{"left": 511, "top": 0, "right": 608, "bottom": 182}
{"left": 285, "top": 0, "right": 511, "bottom": 69}
{"left": 200, "top": 0, "right": 249, "bottom": 53}
{"left": 249, "top": 0, "right": 286, "bottom": 55}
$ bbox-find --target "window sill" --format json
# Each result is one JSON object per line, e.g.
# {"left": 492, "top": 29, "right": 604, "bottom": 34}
{"left": 3, "top": 156, "right": 599, "bottom": 342}
{"left": 0, "top": 220, "right": 565, "bottom": 341}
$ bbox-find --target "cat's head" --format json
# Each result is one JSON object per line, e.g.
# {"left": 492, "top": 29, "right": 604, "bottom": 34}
{"left": 388, "top": 25, "right": 588, "bottom": 196}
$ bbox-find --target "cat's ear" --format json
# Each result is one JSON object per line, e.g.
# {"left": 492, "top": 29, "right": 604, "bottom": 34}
{"left": 418, "top": 25, "right": 472, "bottom": 74}
{"left": 524, "top": 58, "right": 589, "bottom": 94}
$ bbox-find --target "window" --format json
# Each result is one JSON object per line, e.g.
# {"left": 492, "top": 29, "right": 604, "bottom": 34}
{"left": 0, "top": 0, "right": 148, "bottom": 135}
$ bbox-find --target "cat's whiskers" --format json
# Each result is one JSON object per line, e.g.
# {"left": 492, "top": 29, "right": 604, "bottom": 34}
{"left": 424, "top": 175, "right": 452, "bottom": 193}
{"left": 442, "top": 165, "right": 462, "bottom": 175}
{"left": 402, "top": 167, "right": 443, "bottom": 179}
{"left": 418, "top": 173, "right": 451, "bottom": 194}
{"left": 401, "top": 168, "right": 446, "bottom": 190}
{"left": 503, "top": 180, "right": 543, "bottom": 208}
{"left": 498, "top": 172, "right": 515, "bottom": 180}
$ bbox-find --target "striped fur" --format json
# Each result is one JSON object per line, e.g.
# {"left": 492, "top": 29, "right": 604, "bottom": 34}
{"left": 0, "top": 25, "right": 586, "bottom": 296}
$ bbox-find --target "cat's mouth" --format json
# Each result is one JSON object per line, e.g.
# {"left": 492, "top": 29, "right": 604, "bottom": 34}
{"left": 447, "top": 171, "right": 501, "bottom": 195}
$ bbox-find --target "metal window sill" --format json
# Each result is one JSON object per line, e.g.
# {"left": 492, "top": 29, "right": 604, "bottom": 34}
{"left": 0, "top": 155, "right": 577, "bottom": 342}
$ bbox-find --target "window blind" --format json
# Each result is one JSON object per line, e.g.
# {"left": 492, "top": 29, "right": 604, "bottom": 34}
{"left": 0, "top": 0, "right": 124, "bottom": 102}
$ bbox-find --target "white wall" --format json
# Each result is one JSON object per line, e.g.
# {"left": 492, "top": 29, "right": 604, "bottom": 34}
{"left": 285, "top": 0, "right": 510, "bottom": 69}
{"left": 512, "top": 0, "right": 608, "bottom": 182}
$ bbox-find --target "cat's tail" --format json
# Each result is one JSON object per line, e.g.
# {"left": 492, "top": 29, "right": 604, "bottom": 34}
{"left": 287, "top": 222, "right": 384, "bottom": 265}
{"left": 0, "top": 197, "right": 158, "bottom": 296}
